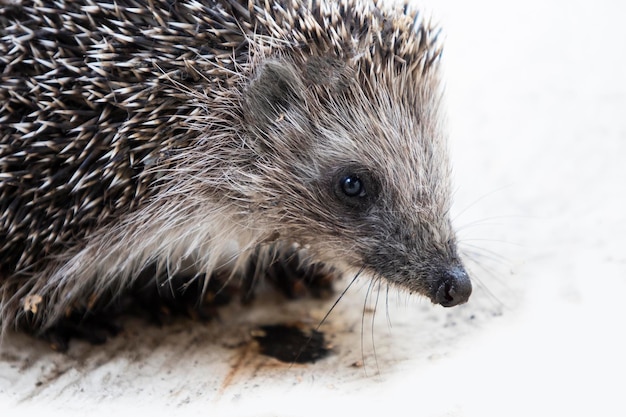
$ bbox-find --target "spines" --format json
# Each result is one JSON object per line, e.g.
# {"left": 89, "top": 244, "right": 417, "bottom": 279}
{"left": 0, "top": 0, "right": 446, "bottom": 331}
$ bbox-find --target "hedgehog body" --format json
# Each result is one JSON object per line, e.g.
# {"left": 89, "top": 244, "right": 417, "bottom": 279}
{"left": 0, "top": 0, "right": 471, "bottom": 337}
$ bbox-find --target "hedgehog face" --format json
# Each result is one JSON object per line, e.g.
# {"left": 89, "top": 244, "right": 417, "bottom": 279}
{"left": 243, "top": 56, "right": 471, "bottom": 307}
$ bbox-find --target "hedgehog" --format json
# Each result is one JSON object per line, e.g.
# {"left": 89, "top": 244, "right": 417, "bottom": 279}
{"left": 0, "top": 0, "right": 471, "bottom": 348}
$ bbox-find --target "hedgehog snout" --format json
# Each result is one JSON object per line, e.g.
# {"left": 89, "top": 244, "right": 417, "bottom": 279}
{"left": 430, "top": 265, "right": 472, "bottom": 307}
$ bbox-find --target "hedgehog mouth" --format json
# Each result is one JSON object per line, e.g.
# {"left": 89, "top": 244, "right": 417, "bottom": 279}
{"left": 360, "top": 262, "right": 471, "bottom": 308}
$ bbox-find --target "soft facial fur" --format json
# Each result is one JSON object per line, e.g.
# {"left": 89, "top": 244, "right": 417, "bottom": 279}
{"left": 0, "top": 0, "right": 470, "bottom": 334}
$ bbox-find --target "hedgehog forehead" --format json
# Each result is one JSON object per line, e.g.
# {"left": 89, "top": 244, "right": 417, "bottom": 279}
{"left": 314, "top": 74, "right": 441, "bottom": 161}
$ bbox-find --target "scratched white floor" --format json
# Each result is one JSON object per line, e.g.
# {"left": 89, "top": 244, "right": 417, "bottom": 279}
{"left": 1, "top": 0, "right": 625, "bottom": 415}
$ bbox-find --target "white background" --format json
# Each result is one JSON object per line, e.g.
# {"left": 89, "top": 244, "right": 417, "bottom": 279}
{"left": 1, "top": 0, "right": 625, "bottom": 415}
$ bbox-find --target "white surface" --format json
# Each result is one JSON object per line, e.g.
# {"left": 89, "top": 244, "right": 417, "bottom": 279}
{"left": 2, "top": 0, "right": 625, "bottom": 415}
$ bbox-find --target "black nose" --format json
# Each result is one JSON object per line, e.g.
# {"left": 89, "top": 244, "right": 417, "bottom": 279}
{"left": 431, "top": 266, "right": 472, "bottom": 307}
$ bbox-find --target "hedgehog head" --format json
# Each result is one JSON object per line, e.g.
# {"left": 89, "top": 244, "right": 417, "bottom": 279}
{"left": 235, "top": 2, "right": 471, "bottom": 306}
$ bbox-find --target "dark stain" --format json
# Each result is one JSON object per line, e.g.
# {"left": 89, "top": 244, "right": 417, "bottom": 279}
{"left": 253, "top": 324, "right": 331, "bottom": 364}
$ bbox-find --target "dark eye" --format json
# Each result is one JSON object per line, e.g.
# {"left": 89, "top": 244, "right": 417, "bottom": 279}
{"left": 340, "top": 175, "right": 366, "bottom": 198}
{"left": 332, "top": 167, "right": 378, "bottom": 210}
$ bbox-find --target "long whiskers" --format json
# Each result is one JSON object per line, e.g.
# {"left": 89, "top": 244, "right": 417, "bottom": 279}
{"left": 361, "top": 274, "right": 385, "bottom": 376}
{"left": 290, "top": 266, "right": 365, "bottom": 366}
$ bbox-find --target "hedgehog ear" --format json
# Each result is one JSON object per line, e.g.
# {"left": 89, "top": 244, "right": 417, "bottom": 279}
{"left": 244, "top": 59, "right": 305, "bottom": 126}
{"left": 303, "top": 56, "right": 352, "bottom": 91}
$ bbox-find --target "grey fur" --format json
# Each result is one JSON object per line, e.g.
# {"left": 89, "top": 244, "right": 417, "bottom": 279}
{"left": 0, "top": 0, "right": 469, "bottom": 334}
